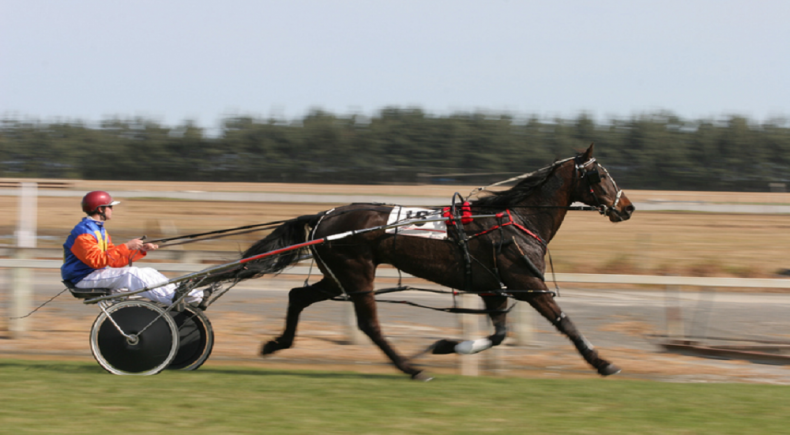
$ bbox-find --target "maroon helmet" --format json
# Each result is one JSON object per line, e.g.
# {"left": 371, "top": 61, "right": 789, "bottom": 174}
{"left": 81, "top": 191, "right": 121, "bottom": 214}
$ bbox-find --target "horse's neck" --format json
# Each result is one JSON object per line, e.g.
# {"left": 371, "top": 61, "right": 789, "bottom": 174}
{"left": 519, "top": 170, "right": 574, "bottom": 244}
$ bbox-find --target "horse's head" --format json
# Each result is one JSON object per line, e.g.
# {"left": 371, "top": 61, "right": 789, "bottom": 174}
{"left": 572, "top": 144, "right": 635, "bottom": 222}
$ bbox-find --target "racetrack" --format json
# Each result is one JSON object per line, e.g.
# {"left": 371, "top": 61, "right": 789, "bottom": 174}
{"left": 2, "top": 181, "right": 790, "bottom": 384}
{"left": 4, "top": 270, "right": 790, "bottom": 385}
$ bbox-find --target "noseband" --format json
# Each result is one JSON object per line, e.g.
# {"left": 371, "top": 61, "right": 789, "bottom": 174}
{"left": 574, "top": 156, "right": 623, "bottom": 216}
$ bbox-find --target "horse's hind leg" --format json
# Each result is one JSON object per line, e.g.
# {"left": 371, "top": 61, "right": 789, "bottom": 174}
{"left": 521, "top": 292, "right": 621, "bottom": 376}
{"left": 261, "top": 279, "right": 339, "bottom": 355}
{"left": 351, "top": 291, "right": 431, "bottom": 381}
{"left": 431, "top": 294, "right": 509, "bottom": 355}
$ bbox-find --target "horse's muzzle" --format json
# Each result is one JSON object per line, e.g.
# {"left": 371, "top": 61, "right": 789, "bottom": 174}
{"left": 607, "top": 203, "right": 635, "bottom": 222}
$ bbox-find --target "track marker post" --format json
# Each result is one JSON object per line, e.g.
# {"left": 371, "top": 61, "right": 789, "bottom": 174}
{"left": 665, "top": 280, "right": 685, "bottom": 339}
{"left": 459, "top": 293, "right": 480, "bottom": 376}
{"left": 343, "top": 302, "right": 364, "bottom": 345}
{"left": 11, "top": 182, "right": 37, "bottom": 337}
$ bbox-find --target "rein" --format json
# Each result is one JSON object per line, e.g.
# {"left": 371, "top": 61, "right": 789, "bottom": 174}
{"left": 144, "top": 220, "right": 288, "bottom": 247}
{"left": 143, "top": 183, "right": 601, "bottom": 250}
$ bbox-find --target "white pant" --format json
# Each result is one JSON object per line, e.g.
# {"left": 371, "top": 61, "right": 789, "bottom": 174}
{"left": 76, "top": 266, "right": 203, "bottom": 306}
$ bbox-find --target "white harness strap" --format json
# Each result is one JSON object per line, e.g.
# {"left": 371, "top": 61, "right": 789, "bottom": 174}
{"left": 576, "top": 157, "right": 624, "bottom": 214}
{"left": 309, "top": 208, "right": 350, "bottom": 300}
{"left": 599, "top": 164, "right": 623, "bottom": 209}
{"left": 574, "top": 156, "right": 597, "bottom": 170}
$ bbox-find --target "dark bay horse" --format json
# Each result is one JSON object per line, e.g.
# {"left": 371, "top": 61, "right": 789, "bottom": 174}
{"left": 232, "top": 144, "right": 634, "bottom": 380}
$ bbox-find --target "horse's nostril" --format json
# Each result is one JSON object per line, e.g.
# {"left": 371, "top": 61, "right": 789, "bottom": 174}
{"left": 625, "top": 205, "right": 635, "bottom": 214}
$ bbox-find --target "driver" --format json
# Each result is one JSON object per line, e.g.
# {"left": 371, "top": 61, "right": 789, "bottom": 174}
{"left": 61, "top": 190, "right": 204, "bottom": 307}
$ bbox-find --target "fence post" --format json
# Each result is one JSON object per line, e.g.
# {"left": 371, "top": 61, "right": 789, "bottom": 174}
{"left": 511, "top": 301, "right": 535, "bottom": 346}
{"left": 343, "top": 301, "right": 364, "bottom": 345}
{"left": 459, "top": 293, "right": 480, "bottom": 376}
{"left": 483, "top": 314, "right": 505, "bottom": 376}
{"left": 690, "top": 287, "right": 716, "bottom": 339}
{"left": 11, "top": 182, "right": 37, "bottom": 337}
{"left": 665, "top": 282, "right": 684, "bottom": 339}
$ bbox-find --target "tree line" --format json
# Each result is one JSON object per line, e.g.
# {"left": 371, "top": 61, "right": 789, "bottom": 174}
{"left": 2, "top": 109, "right": 789, "bottom": 191}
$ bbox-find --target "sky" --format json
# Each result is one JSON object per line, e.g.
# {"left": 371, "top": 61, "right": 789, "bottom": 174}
{"left": 2, "top": 0, "right": 789, "bottom": 133}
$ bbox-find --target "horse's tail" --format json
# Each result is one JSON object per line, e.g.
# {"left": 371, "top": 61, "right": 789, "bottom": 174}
{"left": 234, "top": 213, "right": 323, "bottom": 280}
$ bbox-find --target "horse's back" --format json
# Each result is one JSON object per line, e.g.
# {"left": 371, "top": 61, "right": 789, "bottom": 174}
{"left": 313, "top": 203, "right": 395, "bottom": 235}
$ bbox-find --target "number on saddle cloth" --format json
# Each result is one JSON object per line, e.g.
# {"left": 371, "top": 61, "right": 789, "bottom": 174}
{"left": 385, "top": 206, "right": 448, "bottom": 240}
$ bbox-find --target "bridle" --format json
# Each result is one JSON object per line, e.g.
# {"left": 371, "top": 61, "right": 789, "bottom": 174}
{"left": 573, "top": 156, "right": 624, "bottom": 216}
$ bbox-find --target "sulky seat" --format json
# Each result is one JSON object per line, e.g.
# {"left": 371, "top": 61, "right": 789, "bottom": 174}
{"left": 62, "top": 280, "right": 112, "bottom": 299}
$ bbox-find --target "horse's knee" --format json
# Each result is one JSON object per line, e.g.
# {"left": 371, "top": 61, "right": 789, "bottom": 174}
{"left": 551, "top": 313, "right": 580, "bottom": 340}
{"left": 553, "top": 313, "right": 586, "bottom": 347}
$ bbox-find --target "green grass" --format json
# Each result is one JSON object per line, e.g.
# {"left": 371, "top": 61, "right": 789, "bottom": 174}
{"left": 1, "top": 359, "right": 789, "bottom": 434}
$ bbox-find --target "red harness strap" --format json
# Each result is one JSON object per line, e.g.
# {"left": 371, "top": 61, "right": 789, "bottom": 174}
{"left": 441, "top": 202, "right": 473, "bottom": 225}
{"left": 470, "top": 210, "right": 544, "bottom": 245}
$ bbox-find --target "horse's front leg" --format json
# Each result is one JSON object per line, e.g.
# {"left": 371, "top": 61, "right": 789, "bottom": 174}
{"left": 515, "top": 283, "right": 621, "bottom": 376}
{"left": 351, "top": 291, "right": 431, "bottom": 381}
{"left": 261, "top": 279, "right": 339, "bottom": 355}
{"left": 431, "top": 294, "right": 509, "bottom": 355}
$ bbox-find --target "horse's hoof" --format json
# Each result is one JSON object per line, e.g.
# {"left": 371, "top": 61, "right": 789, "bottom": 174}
{"left": 598, "top": 363, "right": 622, "bottom": 376}
{"left": 431, "top": 339, "right": 459, "bottom": 355}
{"left": 411, "top": 371, "right": 434, "bottom": 382}
{"left": 261, "top": 340, "right": 280, "bottom": 356}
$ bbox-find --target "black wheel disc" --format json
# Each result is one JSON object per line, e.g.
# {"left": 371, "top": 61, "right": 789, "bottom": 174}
{"left": 92, "top": 302, "right": 178, "bottom": 375}
{"left": 168, "top": 307, "right": 214, "bottom": 371}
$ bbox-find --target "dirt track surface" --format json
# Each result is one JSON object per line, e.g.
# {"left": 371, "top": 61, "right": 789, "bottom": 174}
{"left": 4, "top": 271, "right": 790, "bottom": 384}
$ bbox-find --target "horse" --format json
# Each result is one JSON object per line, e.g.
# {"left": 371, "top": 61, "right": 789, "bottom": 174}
{"left": 228, "top": 144, "right": 635, "bottom": 380}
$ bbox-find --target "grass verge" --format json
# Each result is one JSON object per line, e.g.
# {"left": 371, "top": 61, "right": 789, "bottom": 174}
{"left": 1, "top": 359, "right": 789, "bottom": 434}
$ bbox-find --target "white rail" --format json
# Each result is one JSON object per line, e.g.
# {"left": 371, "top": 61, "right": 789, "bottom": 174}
{"left": 3, "top": 258, "right": 790, "bottom": 289}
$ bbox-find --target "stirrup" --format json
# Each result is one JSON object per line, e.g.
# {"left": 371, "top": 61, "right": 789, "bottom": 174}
{"left": 171, "top": 299, "right": 187, "bottom": 312}
{"left": 197, "top": 287, "right": 214, "bottom": 311}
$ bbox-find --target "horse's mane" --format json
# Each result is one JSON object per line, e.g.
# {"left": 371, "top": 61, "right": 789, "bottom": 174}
{"left": 470, "top": 157, "right": 573, "bottom": 208}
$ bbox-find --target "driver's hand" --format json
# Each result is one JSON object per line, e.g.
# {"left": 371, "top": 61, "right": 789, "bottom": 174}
{"left": 126, "top": 238, "right": 144, "bottom": 250}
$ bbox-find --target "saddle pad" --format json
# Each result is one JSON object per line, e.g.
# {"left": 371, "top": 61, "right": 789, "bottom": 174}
{"left": 385, "top": 206, "right": 447, "bottom": 240}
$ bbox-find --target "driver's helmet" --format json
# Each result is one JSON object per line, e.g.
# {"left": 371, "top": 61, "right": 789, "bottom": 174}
{"left": 81, "top": 191, "right": 121, "bottom": 214}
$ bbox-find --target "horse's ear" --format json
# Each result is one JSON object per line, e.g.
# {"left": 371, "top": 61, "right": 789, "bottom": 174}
{"left": 582, "top": 143, "right": 594, "bottom": 160}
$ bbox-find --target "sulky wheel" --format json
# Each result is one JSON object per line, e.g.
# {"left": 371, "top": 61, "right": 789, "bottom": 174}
{"left": 167, "top": 306, "right": 214, "bottom": 371}
{"left": 90, "top": 301, "right": 179, "bottom": 375}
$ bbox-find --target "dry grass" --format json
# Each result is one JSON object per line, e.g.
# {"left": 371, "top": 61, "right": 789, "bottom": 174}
{"left": 2, "top": 180, "right": 790, "bottom": 279}
{"left": 550, "top": 210, "right": 790, "bottom": 279}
